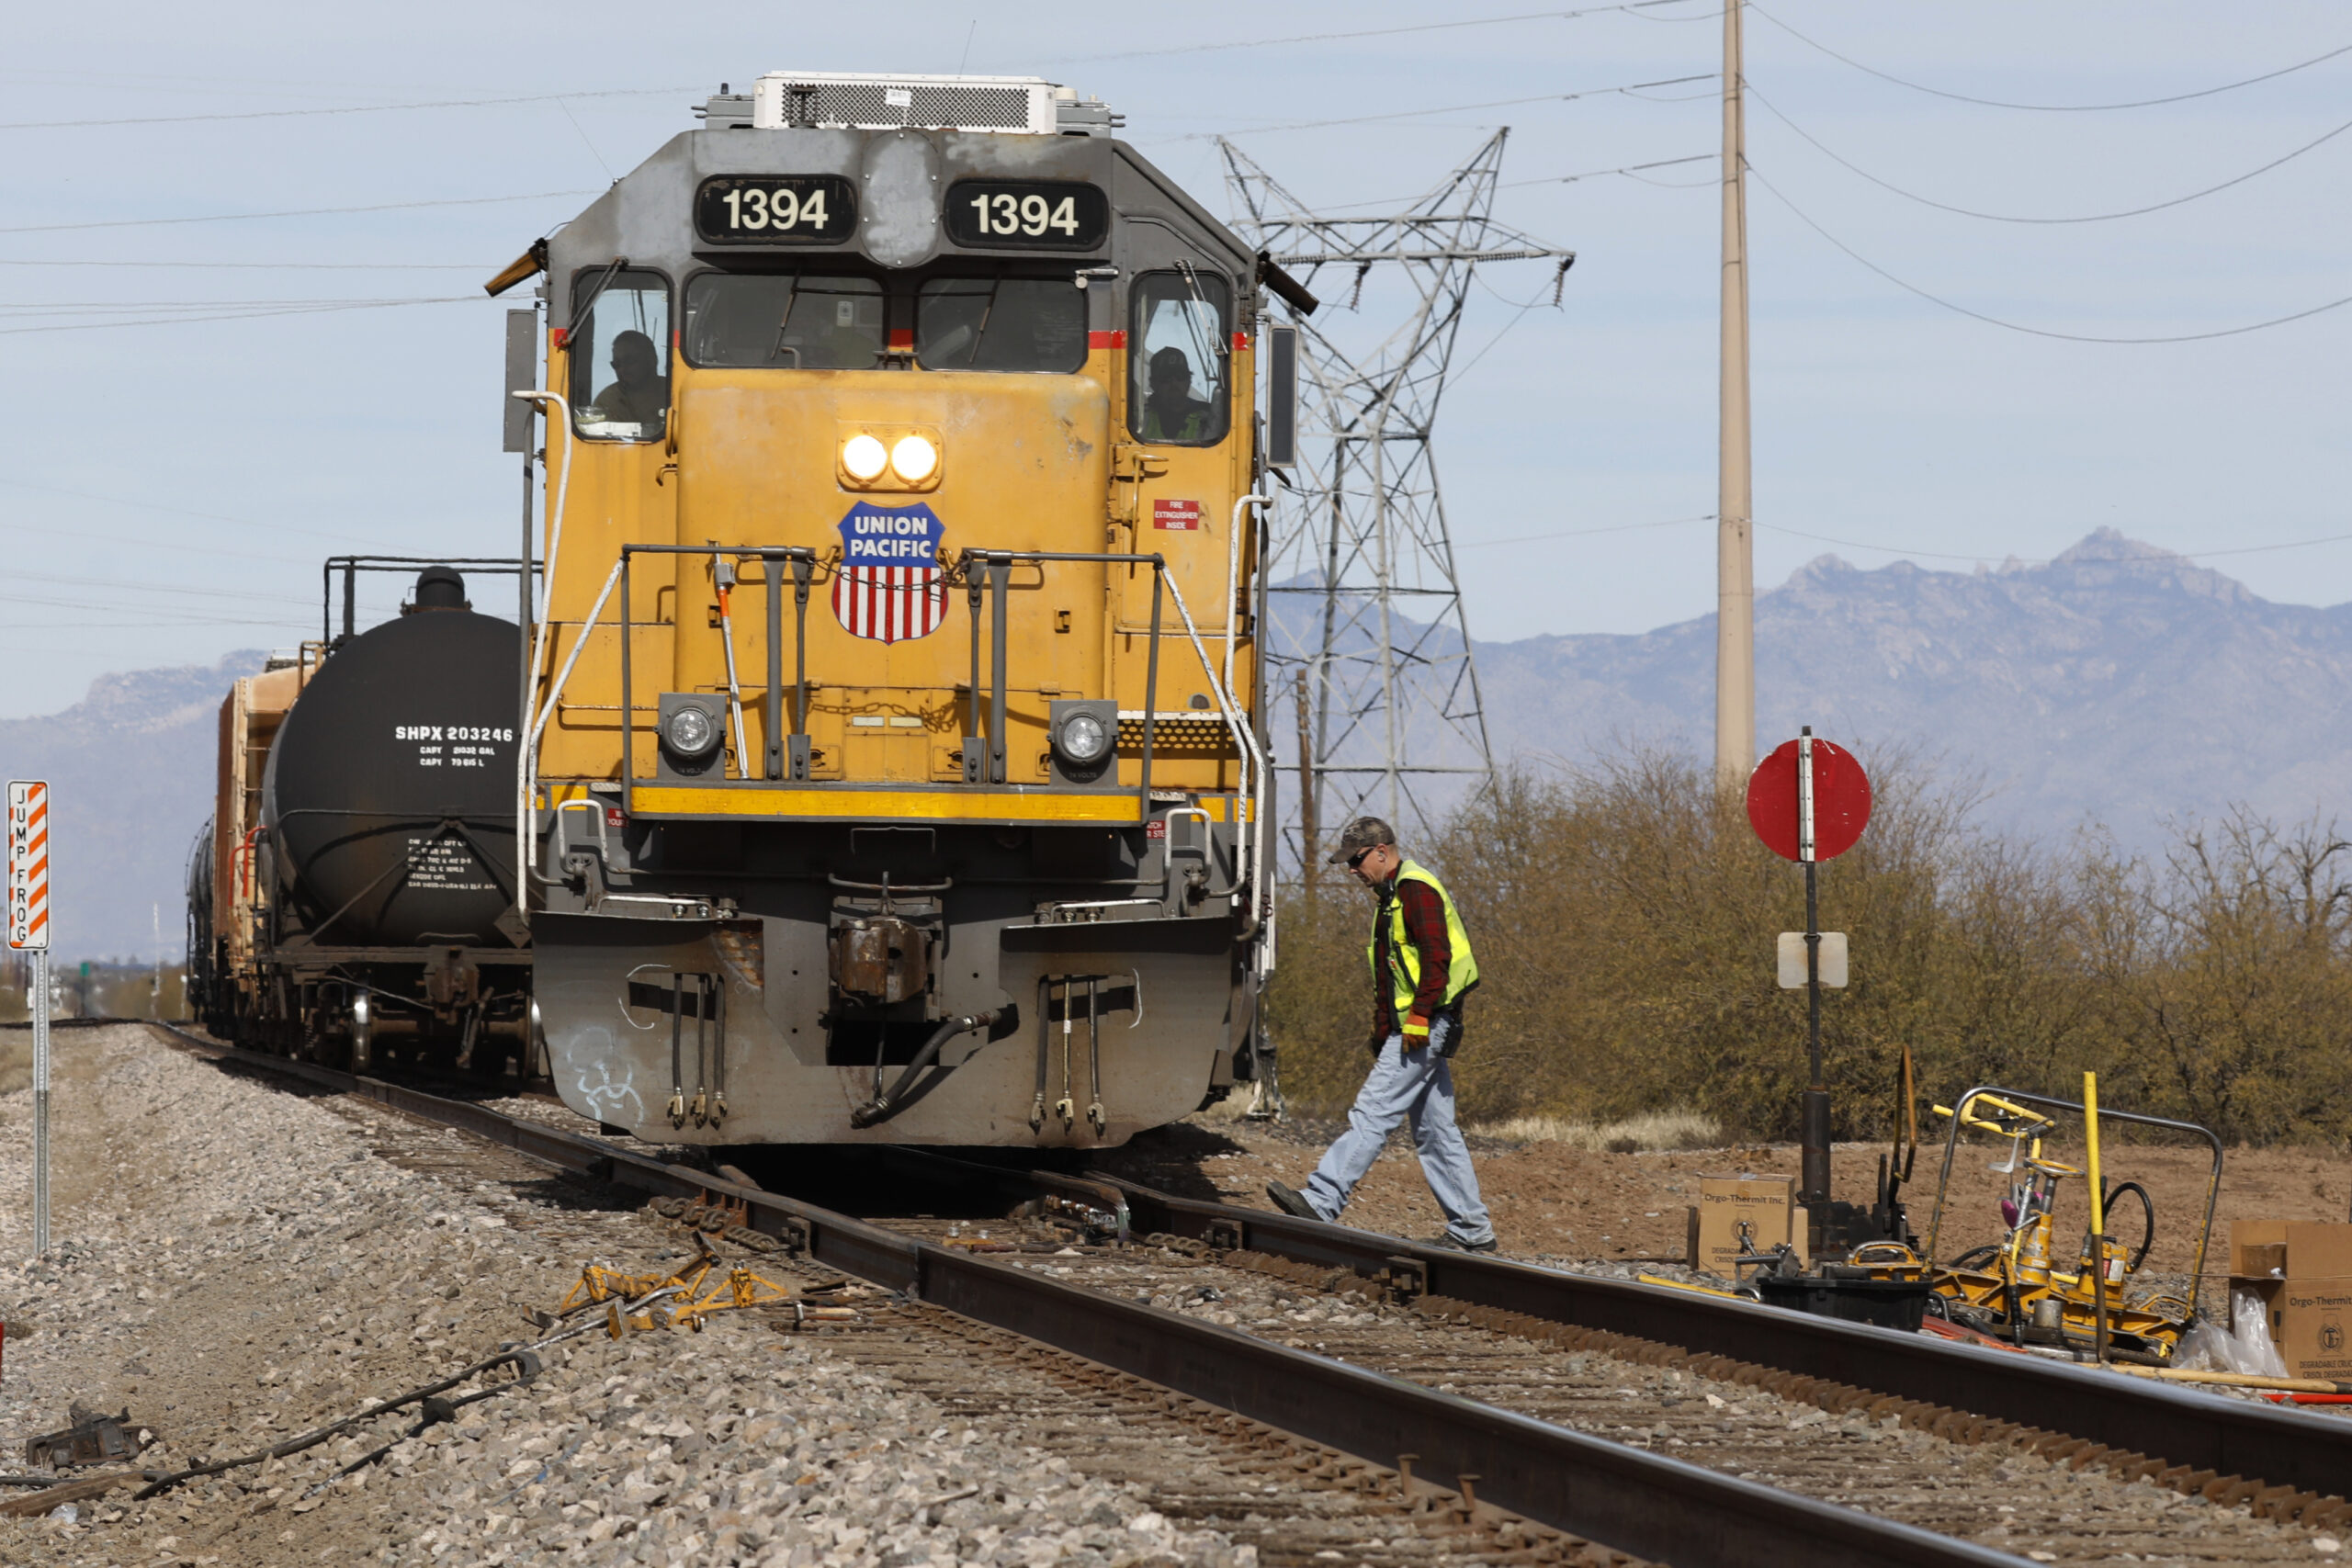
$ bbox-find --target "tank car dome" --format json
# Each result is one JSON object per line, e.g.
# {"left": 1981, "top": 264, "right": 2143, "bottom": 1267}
{"left": 412, "top": 564, "right": 471, "bottom": 611}
{"left": 262, "top": 586, "right": 520, "bottom": 949}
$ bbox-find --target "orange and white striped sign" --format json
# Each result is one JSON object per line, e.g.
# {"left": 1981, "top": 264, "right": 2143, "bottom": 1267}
{"left": 7, "top": 780, "right": 49, "bottom": 952}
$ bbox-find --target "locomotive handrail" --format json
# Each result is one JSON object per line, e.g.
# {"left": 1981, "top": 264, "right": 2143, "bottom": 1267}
{"left": 615, "top": 544, "right": 825, "bottom": 793}
{"left": 1225, "top": 493, "right": 1272, "bottom": 933}
{"left": 1157, "top": 566, "right": 1268, "bottom": 917}
{"left": 952, "top": 546, "right": 1267, "bottom": 900}
{"left": 530, "top": 539, "right": 1262, "bottom": 919}
{"left": 514, "top": 389, "right": 575, "bottom": 922}
{"left": 951, "top": 547, "right": 1168, "bottom": 798}
{"left": 523, "top": 556, "right": 625, "bottom": 887}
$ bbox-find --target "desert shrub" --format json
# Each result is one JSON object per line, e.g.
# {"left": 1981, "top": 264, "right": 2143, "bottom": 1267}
{"left": 1264, "top": 753, "right": 2352, "bottom": 1146}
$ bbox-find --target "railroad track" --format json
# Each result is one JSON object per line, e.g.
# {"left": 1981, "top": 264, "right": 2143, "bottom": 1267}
{"left": 140, "top": 1021, "right": 2344, "bottom": 1565}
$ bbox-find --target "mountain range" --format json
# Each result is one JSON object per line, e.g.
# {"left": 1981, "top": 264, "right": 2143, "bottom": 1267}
{"left": 7, "top": 530, "right": 2350, "bottom": 955}
{"left": 1473, "top": 530, "right": 2352, "bottom": 839}
{"left": 0, "top": 651, "right": 260, "bottom": 961}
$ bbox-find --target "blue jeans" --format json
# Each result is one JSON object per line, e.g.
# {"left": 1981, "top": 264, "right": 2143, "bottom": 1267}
{"left": 1301, "top": 1017, "right": 1494, "bottom": 1247}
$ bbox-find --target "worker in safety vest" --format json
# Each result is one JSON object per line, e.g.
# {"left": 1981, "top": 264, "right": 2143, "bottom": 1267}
{"left": 1266, "top": 816, "right": 1497, "bottom": 1252}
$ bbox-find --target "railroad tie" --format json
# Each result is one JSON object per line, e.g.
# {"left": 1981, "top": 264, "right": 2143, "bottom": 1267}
{"left": 1396, "top": 1290, "right": 2338, "bottom": 1524}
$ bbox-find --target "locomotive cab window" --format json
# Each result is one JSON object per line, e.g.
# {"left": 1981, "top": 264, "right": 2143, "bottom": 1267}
{"left": 682, "top": 273, "right": 886, "bottom": 369}
{"left": 568, "top": 268, "right": 671, "bottom": 442}
{"left": 915, "top": 275, "right": 1085, "bottom": 373}
{"left": 1129, "top": 270, "right": 1230, "bottom": 446}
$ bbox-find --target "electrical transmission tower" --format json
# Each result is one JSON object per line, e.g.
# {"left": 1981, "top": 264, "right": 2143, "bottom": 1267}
{"left": 1222, "top": 131, "right": 1573, "bottom": 866}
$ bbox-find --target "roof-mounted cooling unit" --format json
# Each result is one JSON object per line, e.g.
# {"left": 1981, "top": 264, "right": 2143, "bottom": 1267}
{"left": 752, "top": 73, "right": 1068, "bottom": 135}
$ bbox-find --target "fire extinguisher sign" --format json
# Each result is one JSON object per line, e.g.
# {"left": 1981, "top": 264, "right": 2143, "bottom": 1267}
{"left": 8, "top": 780, "right": 49, "bottom": 952}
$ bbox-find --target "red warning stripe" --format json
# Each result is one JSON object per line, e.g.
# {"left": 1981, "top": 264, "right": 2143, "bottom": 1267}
{"left": 1089, "top": 330, "right": 1126, "bottom": 350}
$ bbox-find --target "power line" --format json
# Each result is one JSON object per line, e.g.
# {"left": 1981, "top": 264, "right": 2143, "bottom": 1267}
{"left": 0, "top": 296, "right": 476, "bottom": 336}
{"left": 1049, "top": 1, "right": 1709, "bottom": 62}
{"left": 0, "top": 85, "right": 695, "bottom": 132}
{"left": 0, "top": 518, "right": 343, "bottom": 568}
{"left": 0, "top": 189, "right": 595, "bottom": 237}
{"left": 1760, "top": 521, "right": 2352, "bottom": 566}
{"left": 1502, "top": 152, "right": 1713, "bottom": 190}
{"left": 6, "top": 569, "right": 311, "bottom": 606}
{"left": 1747, "top": 5, "right": 2352, "bottom": 113}
{"left": 0, "top": 258, "right": 481, "bottom": 270}
{"left": 1747, "top": 78, "right": 2352, "bottom": 224}
{"left": 1746, "top": 161, "right": 2352, "bottom": 344}
{"left": 1460, "top": 513, "right": 1715, "bottom": 548}
{"left": 1314, "top": 153, "right": 1712, "bottom": 214}
{"left": 1172, "top": 73, "right": 1713, "bottom": 141}
{"left": 0, "top": 478, "right": 387, "bottom": 548}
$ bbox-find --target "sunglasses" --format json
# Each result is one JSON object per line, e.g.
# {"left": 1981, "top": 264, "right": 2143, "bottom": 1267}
{"left": 1345, "top": 847, "right": 1379, "bottom": 870}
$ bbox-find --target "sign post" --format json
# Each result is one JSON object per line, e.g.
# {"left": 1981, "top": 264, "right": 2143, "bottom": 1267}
{"left": 1746, "top": 731, "right": 1871, "bottom": 1225}
{"left": 6, "top": 780, "right": 50, "bottom": 1258}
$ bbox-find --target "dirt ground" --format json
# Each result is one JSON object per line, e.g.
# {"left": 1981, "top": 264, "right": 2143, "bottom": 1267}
{"left": 1099, "top": 1108, "right": 2349, "bottom": 1281}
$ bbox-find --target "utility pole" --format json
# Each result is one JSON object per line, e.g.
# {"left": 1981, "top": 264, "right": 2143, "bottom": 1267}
{"left": 1714, "top": 0, "right": 1757, "bottom": 790}
{"left": 1293, "top": 668, "right": 1319, "bottom": 897}
{"left": 1224, "top": 133, "right": 1573, "bottom": 854}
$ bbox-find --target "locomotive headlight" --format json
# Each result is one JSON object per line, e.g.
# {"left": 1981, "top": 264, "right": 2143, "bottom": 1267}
{"left": 1054, "top": 709, "right": 1110, "bottom": 767}
{"left": 664, "top": 702, "right": 719, "bottom": 759}
{"left": 889, "top": 434, "right": 938, "bottom": 482}
{"left": 841, "top": 433, "right": 889, "bottom": 481}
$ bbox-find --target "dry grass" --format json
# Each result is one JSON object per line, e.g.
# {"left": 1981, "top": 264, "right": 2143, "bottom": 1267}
{"left": 1472, "top": 1109, "right": 1722, "bottom": 1154}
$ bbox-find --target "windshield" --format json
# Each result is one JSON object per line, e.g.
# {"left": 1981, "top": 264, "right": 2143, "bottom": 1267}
{"left": 568, "top": 268, "right": 670, "bottom": 442}
{"left": 915, "top": 276, "right": 1086, "bottom": 373}
{"left": 682, "top": 273, "right": 886, "bottom": 369}
{"left": 1129, "top": 269, "right": 1230, "bottom": 445}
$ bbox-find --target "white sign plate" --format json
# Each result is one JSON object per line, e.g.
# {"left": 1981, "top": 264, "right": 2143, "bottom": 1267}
{"left": 8, "top": 780, "right": 50, "bottom": 951}
{"left": 1776, "top": 930, "right": 1847, "bottom": 989}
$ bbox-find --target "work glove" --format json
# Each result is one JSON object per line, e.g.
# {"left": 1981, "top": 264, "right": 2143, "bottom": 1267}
{"left": 1401, "top": 1012, "right": 1430, "bottom": 1052}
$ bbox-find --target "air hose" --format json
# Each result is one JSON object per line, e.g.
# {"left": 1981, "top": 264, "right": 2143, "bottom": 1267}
{"left": 848, "top": 1009, "right": 1002, "bottom": 1129}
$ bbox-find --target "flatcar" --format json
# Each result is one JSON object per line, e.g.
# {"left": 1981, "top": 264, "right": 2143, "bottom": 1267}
{"left": 488, "top": 71, "right": 1306, "bottom": 1146}
{"left": 187, "top": 563, "right": 534, "bottom": 1069}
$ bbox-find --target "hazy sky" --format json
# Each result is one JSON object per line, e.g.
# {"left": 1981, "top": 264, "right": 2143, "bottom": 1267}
{"left": 3, "top": 2, "right": 2347, "bottom": 716}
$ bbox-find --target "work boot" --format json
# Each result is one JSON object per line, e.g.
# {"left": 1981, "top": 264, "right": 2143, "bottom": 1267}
{"left": 1265, "top": 1180, "right": 1321, "bottom": 1222}
{"left": 1426, "top": 1232, "right": 1498, "bottom": 1254}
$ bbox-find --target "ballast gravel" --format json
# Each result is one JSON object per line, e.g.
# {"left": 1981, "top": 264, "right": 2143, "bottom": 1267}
{"left": 0, "top": 1026, "right": 1253, "bottom": 1567}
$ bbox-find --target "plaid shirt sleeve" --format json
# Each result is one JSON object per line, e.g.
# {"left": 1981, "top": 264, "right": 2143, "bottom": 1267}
{"left": 1393, "top": 879, "right": 1452, "bottom": 1041}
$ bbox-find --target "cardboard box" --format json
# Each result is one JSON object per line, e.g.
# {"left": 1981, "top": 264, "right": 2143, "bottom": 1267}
{"left": 2228, "top": 1220, "right": 2352, "bottom": 1382}
{"left": 1687, "top": 1174, "right": 1809, "bottom": 1278}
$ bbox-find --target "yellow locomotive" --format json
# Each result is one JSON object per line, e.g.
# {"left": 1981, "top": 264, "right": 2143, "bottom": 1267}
{"left": 489, "top": 72, "right": 1302, "bottom": 1147}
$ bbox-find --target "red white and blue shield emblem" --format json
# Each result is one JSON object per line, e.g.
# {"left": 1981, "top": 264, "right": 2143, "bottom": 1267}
{"left": 832, "top": 502, "right": 946, "bottom": 644}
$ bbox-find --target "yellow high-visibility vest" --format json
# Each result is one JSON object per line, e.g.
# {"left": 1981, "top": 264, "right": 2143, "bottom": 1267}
{"left": 1365, "top": 859, "right": 1478, "bottom": 1031}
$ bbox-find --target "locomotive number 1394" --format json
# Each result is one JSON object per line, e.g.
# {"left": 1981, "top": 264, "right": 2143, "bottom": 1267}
{"left": 694, "top": 175, "right": 859, "bottom": 244}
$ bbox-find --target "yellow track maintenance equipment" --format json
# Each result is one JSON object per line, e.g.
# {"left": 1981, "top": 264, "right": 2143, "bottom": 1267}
{"left": 554, "top": 1251, "right": 860, "bottom": 1337}
{"left": 1855, "top": 1081, "right": 2221, "bottom": 1363}
{"left": 490, "top": 73, "right": 1318, "bottom": 1147}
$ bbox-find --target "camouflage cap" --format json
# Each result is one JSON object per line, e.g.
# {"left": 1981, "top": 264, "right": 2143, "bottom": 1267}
{"left": 1326, "top": 816, "right": 1396, "bottom": 864}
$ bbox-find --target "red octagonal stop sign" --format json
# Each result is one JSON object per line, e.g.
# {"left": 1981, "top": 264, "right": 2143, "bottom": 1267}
{"left": 1747, "top": 735, "right": 1871, "bottom": 863}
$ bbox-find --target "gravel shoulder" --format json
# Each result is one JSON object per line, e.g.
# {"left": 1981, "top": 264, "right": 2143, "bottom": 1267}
{"left": 0, "top": 1026, "right": 1255, "bottom": 1567}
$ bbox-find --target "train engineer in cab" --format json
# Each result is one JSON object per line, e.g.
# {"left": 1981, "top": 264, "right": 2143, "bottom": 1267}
{"left": 1267, "top": 817, "right": 1496, "bottom": 1252}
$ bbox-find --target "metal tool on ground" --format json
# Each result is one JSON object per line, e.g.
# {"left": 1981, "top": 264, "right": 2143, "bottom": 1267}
{"left": 21, "top": 1406, "right": 140, "bottom": 1469}
{"left": 1853, "top": 1084, "right": 2216, "bottom": 1361}
{"left": 1745, "top": 731, "right": 1879, "bottom": 1254}
{"left": 552, "top": 1240, "right": 854, "bottom": 1336}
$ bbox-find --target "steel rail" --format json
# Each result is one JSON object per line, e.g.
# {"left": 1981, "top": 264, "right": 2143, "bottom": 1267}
{"left": 1031, "top": 1168, "right": 2352, "bottom": 1504}
{"left": 141, "top": 1024, "right": 2012, "bottom": 1568}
